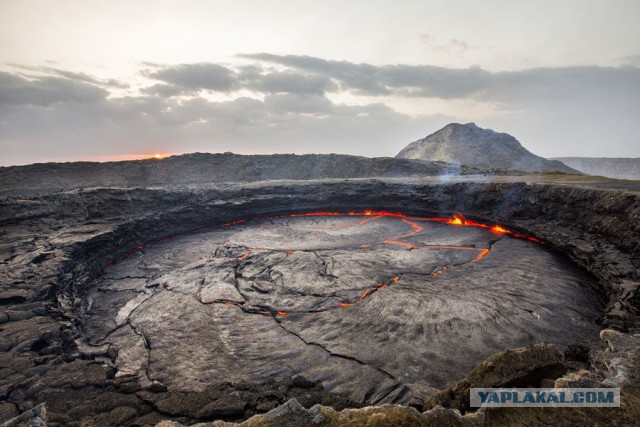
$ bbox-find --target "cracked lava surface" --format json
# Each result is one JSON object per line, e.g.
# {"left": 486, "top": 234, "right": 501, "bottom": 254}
{"left": 84, "top": 212, "right": 602, "bottom": 406}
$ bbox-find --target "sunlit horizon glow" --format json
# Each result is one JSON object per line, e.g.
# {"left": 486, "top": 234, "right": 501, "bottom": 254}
{"left": 0, "top": 0, "right": 639, "bottom": 166}
{"left": 0, "top": 152, "right": 180, "bottom": 166}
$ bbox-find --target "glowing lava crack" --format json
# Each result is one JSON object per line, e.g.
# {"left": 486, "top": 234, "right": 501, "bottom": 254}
{"left": 84, "top": 212, "right": 601, "bottom": 406}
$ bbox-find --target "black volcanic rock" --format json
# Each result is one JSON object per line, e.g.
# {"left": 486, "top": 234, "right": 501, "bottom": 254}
{"left": 425, "top": 343, "right": 567, "bottom": 413}
{"left": 0, "top": 152, "right": 481, "bottom": 195}
{"left": 1, "top": 178, "right": 639, "bottom": 426}
{"left": 396, "top": 123, "right": 578, "bottom": 173}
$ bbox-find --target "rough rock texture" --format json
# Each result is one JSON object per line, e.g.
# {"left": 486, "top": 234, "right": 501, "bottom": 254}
{"left": 396, "top": 123, "right": 578, "bottom": 173}
{"left": 0, "top": 153, "right": 483, "bottom": 196}
{"left": 153, "top": 328, "right": 640, "bottom": 426}
{"left": 1, "top": 178, "right": 639, "bottom": 425}
{"left": 0, "top": 403, "right": 46, "bottom": 427}
{"left": 424, "top": 332, "right": 640, "bottom": 426}
{"left": 81, "top": 214, "right": 600, "bottom": 407}
{"left": 425, "top": 343, "right": 567, "bottom": 413}
{"left": 155, "top": 330, "right": 640, "bottom": 426}
{"left": 156, "top": 399, "right": 484, "bottom": 427}
{"left": 553, "top": 157, "right": 640, "bottom": 180}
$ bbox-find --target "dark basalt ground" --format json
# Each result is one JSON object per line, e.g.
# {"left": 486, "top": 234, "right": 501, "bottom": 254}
{"left": 1, "top": 178, "right": 639, "bottom": 426}
{"left": 0, "top": 153, "right": 485, "bottom": 197}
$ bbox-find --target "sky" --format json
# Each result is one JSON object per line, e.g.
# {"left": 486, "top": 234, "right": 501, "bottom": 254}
{"left": 1, "top": 0, "right": 639, "bottom": 166}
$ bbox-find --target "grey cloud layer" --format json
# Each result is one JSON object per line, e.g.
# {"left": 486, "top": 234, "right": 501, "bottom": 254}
{"left": 1, "top": 67, "right": 436, "bottom": 164}
{"left": 144, "top": 62, "right": 337, "bottom": 96}
{"left": 1, "top": 54, "right": 639, "bottom": 165}
{"left": 145, "top": 63, "right": 236, "bottom": 92}
{"left": 143, "top": 54, "right": 640, "bottom": 107}
{"left": 0, "top": 71, "right": 108, "bottom": 106}
{"left": 239, "top": 53, "right": 640, "bottom": 103}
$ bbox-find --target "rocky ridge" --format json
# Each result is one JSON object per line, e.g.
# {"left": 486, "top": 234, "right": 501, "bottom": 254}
{"left": 0, "top": 153, "right": 483, "bottom": 196}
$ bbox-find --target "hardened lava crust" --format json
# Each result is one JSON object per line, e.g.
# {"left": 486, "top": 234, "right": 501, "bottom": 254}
{"left": 0, "top": 178, "right": 639, "bottom": 426}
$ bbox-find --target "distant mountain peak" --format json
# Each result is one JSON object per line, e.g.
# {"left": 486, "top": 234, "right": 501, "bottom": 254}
{"left": 447, "top": 122, "right": 477, "bottom": 128}
{"left": 396, "top": 123, "right": 577, "bottom": 173}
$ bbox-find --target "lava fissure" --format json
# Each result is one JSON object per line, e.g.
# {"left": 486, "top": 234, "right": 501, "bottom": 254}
{"left": 279, "top": 287, "right": 342, "bottom": 300}
{"left": 100, "top": 275, "right": 150, "bottom": 281}
{"left": 118, "top": 287, "right": 161, "bottom": 323}
{"left": 311, "top": 250, "right": 339, "bottom": 279}
{"left": 86, "top": 211, "right": 539, "bottom": 286}
{"left": 96, "top": 287, "right": 147, "bottom": 295}
{"left": 95, "top": 319, "right": 132, "bottom": 345}
{"left": 88, "top": 212, "right": 540, "bottom": 321}
{"left": 272, "top": 315, "right": 404, "bottom": 387}
{"left": 92, "top": 286, "right": 158, "bottom": 345}
{"left": 130, "top": 322, "right": 155, "bottom": 383}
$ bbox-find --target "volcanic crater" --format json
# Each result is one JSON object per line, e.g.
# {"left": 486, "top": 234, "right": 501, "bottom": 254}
{"left": 1, "top": 178, "right": 639, "bottom": 425}
{"left": 84, "top": 210, "right": 601, "bottom": 407}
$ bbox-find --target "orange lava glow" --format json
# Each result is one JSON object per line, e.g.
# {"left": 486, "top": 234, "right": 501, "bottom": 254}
{"left": 88, "top": 210, "right": 543, "bottom": 318}
{"left": 380, "top": 218, "right": 425, "bottom": 249}
{"left": 491, "top": 225, "right": 508, "bottom": 234}
{"left": 443, "top": 212, "right": 541, "bottom": 243}
{"left": 448, "top": 215, "right": 464, "bottom": 225}
{"left": 307, "top": 214, "right": 382, "bottom": 230}
{"left": 221, "top": 219, "right": 247, "bottom": 227}
{"left": 472, "top": 248, "right": 491, "bottom": 263}
{"left": 358, "top": 289, "right": 371, "bottom": 300}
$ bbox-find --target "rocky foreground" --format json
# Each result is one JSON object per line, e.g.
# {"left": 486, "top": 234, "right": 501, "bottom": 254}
{"left": 1, "top": 178, "right": 639, "bottom": 426}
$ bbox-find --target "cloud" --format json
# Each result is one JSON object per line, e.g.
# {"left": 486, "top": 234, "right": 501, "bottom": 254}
{"left": 141, "top": 83, "right": 185, "bottom": 97}
{"left": 238, "top": 53, "right": 485, "bottom": 97}
{"left": 7, "top": 64, "right": 129, "bottom": 88}
{"left": 145, "top": 63, "right": 237, "bottom": 92}
{"left": 243, "top": 69, "right": 338, "bottom": 95}
{"left": 418, "top": 34, "right": 469, "bottom": 52}
{"left": 1, "top": 54, "right": 639, "bottom": 164}
{"left": 238, "top": 54, "right": 393, "bottom": 96}
{"left": 142, "top": 63, "right": 338, "bottom": 96}
{"left": 0, "top": 69, "right": 446, "bottom": 164}
{"left": 0, "top": 71, "right": 108, "bottom": 107}
{"left": 239, "top": 54, "right": 640, "bottom": 108}
{"left": 614, "top": 54, "right": 640, "bottom": 67}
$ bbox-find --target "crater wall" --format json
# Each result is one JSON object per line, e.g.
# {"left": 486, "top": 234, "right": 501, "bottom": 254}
{"left": 1, "top": 179, "right": 639, "bottom": 425}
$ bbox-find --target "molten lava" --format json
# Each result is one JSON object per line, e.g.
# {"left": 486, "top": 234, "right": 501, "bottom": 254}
{"left": 88, "top": 210, "right": 542, "bottom": 318}
{"left": 448, "top": 214, "right": 464, "bottom": 225}
{"left": 491, "top": 225, "right": 508, "bottom": 234}
{"left": 444, "top": 212, "right": 541, "bottom": 243}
